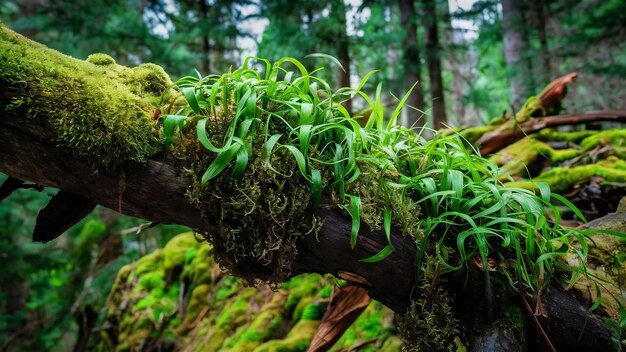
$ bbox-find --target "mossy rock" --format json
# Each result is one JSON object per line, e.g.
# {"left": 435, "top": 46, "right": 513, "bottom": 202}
{"left": 97, "top": 232, "right": 402, "bottom": 351}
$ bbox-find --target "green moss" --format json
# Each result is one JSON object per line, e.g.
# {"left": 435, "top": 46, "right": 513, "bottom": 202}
{"left": 223, "top": 292, "right": 287, "bottom": 352}
{"left": 284, "top": 275, "right": 324, "bottom": 318}
{"left": 253, "top": 319, "right": 320, "bottom": 352}
{"left": 128, "top": 63, "right": 173, "bottom": 98}
{"left": 580, "top": 129, "right": 626, "bottom": 151}
{"left": 162, "top": 232, "right": 200, "bottom": 272}
{"left": 396, "top": 257, "right": 461, "bottom": 352}
{"left": 137, "top": 271, "right": 165, "bottom": 291}
{"left": 86, "top": 53, "right": 116, "bottom": 66}
{"left": 508, "top": 156, "right": 626, "bottom": 193}
{"left": 459, "top": 125, "right": 497, "bottom": 143}
{"left": 490, "top": 136, "right": 579, "bottom": 177}
{"left": 0, "top": 24, "right": 167, "bottom": 170}
{"left": 535, "top": 129, "right": 597, "bottom": 143}
{"left": 134, "top": 250, "right": 162, "bottom": 276}
{"left": 183, "top": 284, "right": 210, "bottom": 324}
{"left": 182, "top": 243, "right": 216, "bottom": 284}
{"left": 300, "top": 303, "right": 326, "bottom": 321}
{"left": 187, "top": 141, "right": 321, "bottom": 283}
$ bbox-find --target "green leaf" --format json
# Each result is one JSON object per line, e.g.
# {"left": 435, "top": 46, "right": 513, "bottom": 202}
{"left": 263, "top": 134, "right": 282, "bottom": 165}
{"left": 386, "top": 81, "right": 419, "bottom": 132}
{"left": 299, "top": 125, "right": 313, "bottom": 157}
{"left": 201, "top": 142, "right": 241, "bottom": 184}
{"left": 552, "top": 193, "right": 586, "bottom": 222}
{"left": 306, "top": 53, "right": 345, "bottom": 72}
{"left": 283, "top": 145, "right": 308, "bottom": 177}
{"left": 161, "top": 114, "right": 187, "bottom": 150}
{"left": 348, "top": 195, "right": 361, "bottom": 249}
{"left": 383, "top": 206, "right": 392, "bottom": 244}
{"left": 232, "top": 146, "right": 249, "bottom": 180}
{"left": 182, "top": 87, "right": 200, "bottom": 114}
{"left": 197, "top": 119, "right": 230, "bottom": 153}
{"left": 360, "top": 244, "right": 394, "bottom": 263}
{"left": 310, "top": 168, "right": 322, "bottom": 207}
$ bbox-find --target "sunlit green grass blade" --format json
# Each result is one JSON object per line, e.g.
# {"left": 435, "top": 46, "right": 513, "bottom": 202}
{"left": 282, "top": 145, "right": 308, "bottom": 177}
{"left": 310, "top": 168, "right": 322, "bottom": 206}
{"left": 182, "top": 87, "right": 200, "bottom": 114}
{"left": 386, "top": 81, "right": 418, "bottom": 132}
{"left": 263, "top": 134, "right": 282, "bottom": 165}
{"left": 232, "top": 146, "right": 249, "bottom": 180}
{"left": 162, "top": 114, "right": 187, "bottom": 150}
{"left": 348, "top": 194, "right": 361, "bottom": 249}
{"left": 306, "top": 53, "right": 345, "bottom": 72}
{"left": 197, "top": 119, "right": 231, "bottom": 153}
{"left": 383, "top": 206, "right": 392, "bottom": 242}
{"left": 201, "top": 142, "right": 241, "bottom": 184}
{"left": 552, "top": 193, "right": 586, "bottom": 222}
{"left": 360, "top": 244, "right": 394, "bottom": 263}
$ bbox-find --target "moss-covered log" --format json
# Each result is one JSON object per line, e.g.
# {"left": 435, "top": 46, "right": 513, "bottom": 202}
{"left": 0, "top": 24, "right": 622, "bottom": 351}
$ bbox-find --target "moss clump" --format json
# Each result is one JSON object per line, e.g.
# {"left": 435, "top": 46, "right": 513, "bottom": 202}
{"left": 580, "top": 129, "right": 626, "bottom": 151}
{"left": 162, "top": 232, "right": 201, "bottom": 272}
{"left": 184, "top": 114, "right": 321, "bottom": 284}
{"left": 0, "top": 24, "right": 169, "bottom": 170}
{"left": 508, "top": 156, "right": 626, "bottom": 193}
{"left": 253, "top": 319, "right": 320, "bottom": 352}
{"left": 128, "top": 63, "right": 172, "bottom": 97}
{"left": 86, "top": 53, "right": 116, "bottom": 66}
{"left": 490, "top": 136, "right": 579, "bottom": 177}
{"left": 100, "top": 233, "right": 404, "bottom": 351}
{"left": 535, "top": 128, "right": 597, "bottom": 143}
{"left": 396, "top": 257, "right": 461, "bottom": 352}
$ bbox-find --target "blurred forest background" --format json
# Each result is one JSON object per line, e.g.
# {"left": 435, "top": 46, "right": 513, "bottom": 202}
{"left": 1, "top": 0, "right": 625, "bottom": 350}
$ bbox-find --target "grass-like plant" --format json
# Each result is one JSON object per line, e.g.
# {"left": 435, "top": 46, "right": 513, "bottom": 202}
{"left": 159, "top": 56, "right": 621, "bottom": 316}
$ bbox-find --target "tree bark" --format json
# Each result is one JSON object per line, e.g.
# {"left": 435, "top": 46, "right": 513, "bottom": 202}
{"left": 199, "top": 0, "right": 211, "bottom": 74}
{"left": 422, "top": 0, "right": 447, "bottom": 130}
{"left": 501, "top": 0, "right": 533, "bottom": 111}
{"left": 332, "top": 0, "right": 352, "bottom": 114}
{"left": 399, "top": 0, "right": 426, "bottom": 128}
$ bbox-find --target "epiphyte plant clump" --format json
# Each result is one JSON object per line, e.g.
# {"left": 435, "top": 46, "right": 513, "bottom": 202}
{"left": 161, "top": 56, "right": 604, "bottom": 317}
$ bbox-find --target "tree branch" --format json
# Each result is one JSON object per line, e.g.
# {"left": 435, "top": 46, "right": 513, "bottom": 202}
{"left": 478, "top": 110, "right": 626, "bottom": 155}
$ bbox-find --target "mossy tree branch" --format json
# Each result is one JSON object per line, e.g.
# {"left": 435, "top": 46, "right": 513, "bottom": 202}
{"left": 0, "top": 24, "right": 619, "bottom": 351}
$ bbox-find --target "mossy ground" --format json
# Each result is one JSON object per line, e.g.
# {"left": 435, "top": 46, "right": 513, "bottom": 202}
{"left": 99, "top": 232, "right": 401, "bottom": 352}
{"left": 0, "top": 23, "right": 169, "bottom": 170}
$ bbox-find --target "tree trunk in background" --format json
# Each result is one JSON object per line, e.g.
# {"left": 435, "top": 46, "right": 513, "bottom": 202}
{"left": 399, "top": 0, "right": 425, "bottom": 128}
{"left": 333, "top": 0, "right": 352, "bottom": 114}
{"left": 501, "top": 0, "right": 534, "bottom": 111}
{"left": 531, "top": 0, "right": 552, "bottom": 84}
{"left": 422, "top": 0, "right": 447, "bottom": 130}
{"left": 199, "top": 0, "right": 211, "bottom": 74}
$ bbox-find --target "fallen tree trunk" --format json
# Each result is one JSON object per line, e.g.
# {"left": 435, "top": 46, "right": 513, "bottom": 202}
{"left": 0, "top": 107, "right": 617, "bottom": 351}
{"left": 0, "top": 25, "right": 620, "bottom": 351}
{"left": 478, "top": 110, "right": 626, "bottom": 155}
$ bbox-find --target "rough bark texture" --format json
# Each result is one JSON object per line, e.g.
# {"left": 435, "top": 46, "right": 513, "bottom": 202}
{"left": 399, "top": 0, "right": 426, "bottom": 128}
{"left": 333, "top": 0, "right": 352, "bottom": 114}
{"left": 422, "top": 0, "right": 447, "bottom": 129}
{"left": 501, "top": 0, "right": 531, "bottom": 110}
